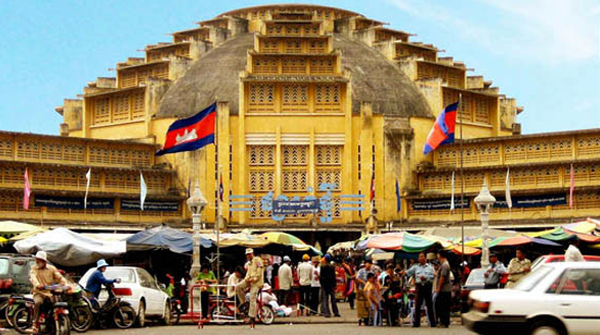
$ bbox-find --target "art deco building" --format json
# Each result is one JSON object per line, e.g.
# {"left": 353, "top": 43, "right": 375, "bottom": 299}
{"left": 2, "top": 4, "right": 598, "bottom": 242}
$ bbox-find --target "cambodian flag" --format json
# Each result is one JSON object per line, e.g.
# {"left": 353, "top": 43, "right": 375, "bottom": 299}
{"left": 423, "top": 102, "right": 458, "bottom": 155}
{"left": 156, "top": 103, "right": 216, "bottom": 156}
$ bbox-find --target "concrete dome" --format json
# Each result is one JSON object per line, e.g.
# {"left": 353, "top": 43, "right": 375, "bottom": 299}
{"left": 158, "top": 33, "right": 433, "bottom": 118}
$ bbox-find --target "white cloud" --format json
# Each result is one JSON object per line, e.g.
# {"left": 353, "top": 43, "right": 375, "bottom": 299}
{"left": 386, "top": 0, "right": 600, "bottom": 65}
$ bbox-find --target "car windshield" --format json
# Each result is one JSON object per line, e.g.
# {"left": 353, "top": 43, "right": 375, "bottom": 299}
{"left": 513, "top": 266, "right": 553, "bottom": 291}
{"left": 10, "top": 259, "right": 30, "bottom": 276}
{"left": 104, "top": 268, "right": 135, "bottom": 284}
{"left": 530, "top": 256, "right": 545, "bottom": 271}
{"left": 0, "top": 259, "right": 9, "bottom": 275}
{"left": 465, "top": 269, "right": 486, "bottom": 286}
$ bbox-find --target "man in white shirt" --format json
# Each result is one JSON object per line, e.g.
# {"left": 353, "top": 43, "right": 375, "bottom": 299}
{"left": 565, "top": 240, "right": 585, "bottom": 262}
{"left": 227, "top": 266, "right": 243, "bottom": 298}
{"left": 310, "top": 256, "right": 321, "bottom": 316}
{"left": 297, "top": 254, "right": 313, "bottom": 315}
{"left": 278, "top": 255, "right": 294, "bottom": 306}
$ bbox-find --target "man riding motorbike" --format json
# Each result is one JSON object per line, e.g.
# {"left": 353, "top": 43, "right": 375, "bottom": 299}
{"left": 29, "top": 251, "right": 69, "bottom": 334}
{"left": 85, "top": 259, "right": 121, "bottom": 308}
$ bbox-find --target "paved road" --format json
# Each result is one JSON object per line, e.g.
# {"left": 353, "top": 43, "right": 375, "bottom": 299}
{"left": 81, "top": 324, "right": 476, "bottom": 335}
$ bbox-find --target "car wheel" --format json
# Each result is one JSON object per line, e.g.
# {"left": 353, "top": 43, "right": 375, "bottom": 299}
{"left": 160, "top": 302, "right": 171, "bottom": 325}
{"left": 531, "top": 320, "right": 564, "bottom": 335}
{"left": 136, "top": 301, "right": 146, "bottom": 328}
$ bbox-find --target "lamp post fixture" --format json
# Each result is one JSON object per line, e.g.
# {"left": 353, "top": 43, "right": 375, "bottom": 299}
{"left": 474, "top": 180, "right": 495, "bottom": 268}
{"left": 187, "top": 181, "right": 207, "bottom": 278}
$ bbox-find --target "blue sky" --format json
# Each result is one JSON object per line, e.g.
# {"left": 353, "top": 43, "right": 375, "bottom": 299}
{"left": 0, "top": 0, "right": 598, "bottom": 135}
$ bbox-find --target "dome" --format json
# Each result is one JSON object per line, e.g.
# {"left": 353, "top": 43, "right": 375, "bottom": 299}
{"left": 158, "top": 33, "right": 433, "bottom": 118}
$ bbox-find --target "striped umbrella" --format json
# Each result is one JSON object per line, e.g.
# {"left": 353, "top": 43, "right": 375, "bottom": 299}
{"left": 363, "top": 232, "right": 445, "bottom": 253}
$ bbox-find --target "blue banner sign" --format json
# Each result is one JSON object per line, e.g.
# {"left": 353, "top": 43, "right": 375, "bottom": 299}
{"left": 121, "top": 199, "right": 180, "bottom": 212}
{"left": 494, "top": 193, "right": 567, "bottom": 208}
{"left": 412, "top": 198, "right": 470, "bottom": 211}
{"left": 34, "top": 195, "right": 114, "bottom": 210}
{"left": 272, "top": 198, "right": 320, "bottom": 215}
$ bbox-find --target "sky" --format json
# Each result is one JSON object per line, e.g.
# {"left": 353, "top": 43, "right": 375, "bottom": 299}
{"left": 0, "top": 0, "right": 598, "bottom": 135}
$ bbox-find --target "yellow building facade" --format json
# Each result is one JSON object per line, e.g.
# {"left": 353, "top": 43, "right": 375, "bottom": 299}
{"left": 3, "top": 4, "right": 595, "bottom": 238}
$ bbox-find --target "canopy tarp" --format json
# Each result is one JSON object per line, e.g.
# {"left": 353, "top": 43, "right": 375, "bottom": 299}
{"left": 0, "top": 221, "right": 46, "bottom": 239}
{"left": 259, "top": 232, "right": 322, "bottom": 255}
{"left": 451, "top": 244, "right": 481, "bottom": 256}
{"left": 562, "top": 218, "right": 600, "bottom": 234}
{"left": 327, "top": 241, "right": 356, "bottom": 254}
{"left": 526, "top": 227, "right": 600, "bottom": 243}
{"left": 361, "top": 232, "right": 442, "bottom": 253}
{"left": 208, "top": 231, "right": 270, "bottom": 248}
{"left": 420, "top": 227, "right": 518, "bottom": 240}
{"left": 126, "top": 225, "right": 212, "bottom": 253}
{"left": 491, "top": 235, "right": 562, "bottom": 248}
{"left": 13, "top": 228, "right": 125, "bottom": 266}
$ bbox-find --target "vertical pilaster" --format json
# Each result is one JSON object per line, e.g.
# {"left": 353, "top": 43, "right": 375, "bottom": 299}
{"left": 359, "top": 102, "right": 373, "bottom": 228}
{"left": 217, "top": 102, "right": 231, "bottom": 225}
{"left": 275, "top": 126, "right": 282, "bottom": 196}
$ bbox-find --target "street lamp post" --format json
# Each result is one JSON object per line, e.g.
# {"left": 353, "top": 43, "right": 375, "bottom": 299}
{"left": 187, "top": 181, "right": 207, "bottom": 279}
{"left": 474, "top": 180, "right": 496, "bottom": 268}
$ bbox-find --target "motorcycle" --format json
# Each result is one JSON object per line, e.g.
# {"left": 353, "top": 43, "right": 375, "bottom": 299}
{"left": 12, "top": 285, "right": 71, "bottom": 335}
{"left": 169, "top": 298, "right": 182, "bottom": 325}
{"left": 5, "top": 294, "right": 34, "bottom": 330}
{"left": 87, "top": 283, "right": 136, "bottom": 329}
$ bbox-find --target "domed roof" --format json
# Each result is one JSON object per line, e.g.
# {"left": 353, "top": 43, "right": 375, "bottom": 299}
{"left": 158, "top": 33, "right": 433, "bottom": 118}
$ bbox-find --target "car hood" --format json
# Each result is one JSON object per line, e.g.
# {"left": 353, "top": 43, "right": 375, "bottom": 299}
{"left": 469, "top": 289, "right": 531, "bottom": 301}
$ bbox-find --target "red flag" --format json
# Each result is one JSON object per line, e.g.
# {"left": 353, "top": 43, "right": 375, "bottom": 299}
{"left": 23, "top": 168, "right": 31, "bottom": 210}
{"left": 569, "top": 164, "right": 574, "bottom": 208}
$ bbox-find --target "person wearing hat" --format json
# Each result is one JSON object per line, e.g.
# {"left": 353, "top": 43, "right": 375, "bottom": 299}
{"left": 484, "top": 253, "right": 507, "bottom": 289}
{"left": 277, "top": 255, "right": 293, "bottom": 306}
{"left": 297, "top": 254, "right": 313, "bottom": 316}
{"left": 29, "top": 251, "right": 68, "bottom": 334}
{"left": 85, "top": 259, "right": 121, "bottom": 302}
{"left": 236, "top": 248, "right": 264, "bottom": 327}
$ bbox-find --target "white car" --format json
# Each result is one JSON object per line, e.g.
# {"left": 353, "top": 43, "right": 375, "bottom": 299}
{"left": 79, "top": 266, "right": 170, "bottom": 327}
{"left": 463, "top": 262, "right": 600, "bottom": 335}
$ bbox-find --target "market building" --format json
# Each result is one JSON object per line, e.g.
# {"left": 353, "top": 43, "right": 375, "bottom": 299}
{"left": 2, "top": 4, "right": 598, "bottom": 244}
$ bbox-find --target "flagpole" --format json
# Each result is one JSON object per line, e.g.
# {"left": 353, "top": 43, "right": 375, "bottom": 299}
{"left": 215, "top": 102, "right": 221, "bottom": 285}
{"left": 458, "top": 94, "right": 465, "bottom": 261}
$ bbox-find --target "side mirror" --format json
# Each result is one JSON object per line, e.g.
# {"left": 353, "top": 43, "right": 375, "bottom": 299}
{"left": 160, "top": 284, "right": 166, "bottom": 290}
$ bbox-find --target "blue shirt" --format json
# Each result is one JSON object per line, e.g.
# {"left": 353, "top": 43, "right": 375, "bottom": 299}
{"left": 406, "top": 263, "right": 435, "bottom": 285}
{"left": 86, "top": 269, "right": 116, "bottom": 298}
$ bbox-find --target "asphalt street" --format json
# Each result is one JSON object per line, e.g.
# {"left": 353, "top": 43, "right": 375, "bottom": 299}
{"left": 79, "top": 324, "right": 476, "bottom": 335}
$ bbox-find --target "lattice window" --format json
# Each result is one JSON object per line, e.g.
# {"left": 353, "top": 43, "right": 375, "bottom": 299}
{"left": 267, "top": 24, "right": 283, "bottom": 35}
{"left": 474, "top": 98, "right": 490, "bottom": 124}
{"left": 253, "top": 57, "right": 279, "bottom": 74}
{"left": 282, "top": 170, "right": 307, "bottom": 191}
{"left": 282, "top": 57, "right": 306, "bottom": 74}
{"left": 250, "top": 196, "right": 271, "bottom": 218}
{"left": 249, "top": 171, "right": 275, "bottom": 192}
{"left": 282, "top": 145, "right": 308, "bottom": 165}
{"left": 285, "top": 25, "right": 302, "bottom": 36}
{"left": 303, "top": 25, "right": 319, "bottom": 35}
{"left": 248, "top": 145, "right": 275, "bottom": 165}
{"left": 308, "top": 40, "right": 326, "bottom": 54}
{"left": 549, "top": 139, "right": 572, "bottom": 159}
{"left": 105, "top": 172, "right": 138, "bottom": 190}
{"left": 120, "top": 71, "right": 137, "bottom": 88}
{"left": 261, "top": 40, "right": 279, "bottom": 53}
{"left": 0, "top": 191, "right": 20, "bottom": 212}
{"left": 113, "top": 95, "right": 131, "bottom": 122}
{"left": 0, "top": 139, "right": 12, "bottom": 158}
{"left": 576, "top": 136, "right": 600, "bottom": 157}
{"left": 63, "top": 144, "right": 85, "bottom": 163}
{"left": 93, "top": 98, "right": 110, "bottom": 124}
{"left": 284, "top": 40, "right": 302, "bottom": 53}
{"left": 537, "top": 167, "right": 560, "bottom": 185}
{"left": 89, "top": 147, "right": 109, "bottom": 165}
{"left": 145, "top": 173, "right": 166, "bottom": 191}
{"left": 130, "top": 91, "right": 145, "bottom": 119}
{"left": 316, "top": 169, "right": 342, "bottom": 190}
{"left": 40, "top": 142, "right": 62, "bottom": 161}
{"left": 282, "top": 84, "right": 308, "bottom": 113}
{"left": 130, "top": 149, "right": 152, "bottom": 167}
{"left": 447, "top": 68, "right": 464, "bottom": 88}
{"left": 315, "top": 83, "right": 341, "bottom": 112}
{"left": 435, "top": 148, "right": 458, "bottom": 167}
{"left": 17, "top": 141, "right": 40, "bottom": 160}
{"left": 0, "top": 166, "right": 22, "bottom": 185}
{"left": 310, "top": 58, "right": 335, "bottom": 74}
{"left": 248, "top": 83, "right": 275, "bottom": 113}
{"left": 422, "top": 174, "right": 445, "bottom": 191}
{"left": 575, "top": 192, "right": 600, "bottom": 210}
{"left": 567, "top": 164, "right": 600, "bottom": 185}
{"left": 315, "top": 145, "right": 342, "bottom": 166}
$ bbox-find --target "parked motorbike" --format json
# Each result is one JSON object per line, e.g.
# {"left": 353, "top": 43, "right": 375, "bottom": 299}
{"left": 169, "top": 298, "right": 182, "bottom": 325}
{"left": 12, "top": 285, "right": 71, "bottom": 335}
{"left": 87, "top": 283, "right": 136, "bottom": 329}
{"left": 5, "top": 294, "right": 34, "bottom": 329}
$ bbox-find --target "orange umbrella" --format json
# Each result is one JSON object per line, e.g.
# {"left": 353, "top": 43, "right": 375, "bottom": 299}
{"left": 451, "top": 244, "right": 481, "bottom": 256}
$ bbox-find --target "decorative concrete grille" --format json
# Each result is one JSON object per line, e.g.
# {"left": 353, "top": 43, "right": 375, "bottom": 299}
{"left": 284, "top": 40, "right": 302, "bottom": 53}
{"left": 315, "top": 145, "right": 342, "bottom": 165}
{"left": 505, "top": 140, "right": 571, "bottom": 162}
{"left": 474, "top": 98, "right": 490, "bottom": 124}
{"left": 113, "top": 95, "right": 130, "bottom": 122}
{"left": 120, "top": 71, "right": 136, "bottom": 88}
{"left": 316, "top": 169, "right": 341, "bottom": 190}
{"left": 93, "top": 98, "right": 110, "bottom": 124}
{"left": 282, "top": 57, "right": 306, "bottom": 74}
{"left": 248, "top": 145, "right": 275, "bottom": 165}
{"left": 315, "top": 84, "right": 341, "bottom": 112}
{"left": 576, "top": 136, "right": 600, "bottom": 157}
{"left": 282, "top": 84, "right": 308, "bottom": 112}
{"left": 132, "top": 91, "right": 145, "bottom": 119}
{"left": 250, "top": 196, "right": 271, "bottom": 218}
{"left": 282, "top": 170, "right": 307, "bottom": 191}
{"left": 261, "top": 40, "right": 279, "bottom": 53}
{"left": 282, "top": 145, "right": 308, "bottom": 165}
{"left": 0, "top": 139, "right": 12, "bottom": 158}
{"left": 248, "top": 84, "right": 275, "bottom": 112}
{"left": 310, "top": 58, "right": 335, "bottom": 74}
{"left": 253, "top": 57, "right": 279, "bottom": 74}
{"left": 308, "top": 40, "right": 326, "bottom": 54}
{"left": 0, "top": 166, "right": 23, "bottom": 185}
{"left": 249, "top": 171, "right": 275, "bottom": 192}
